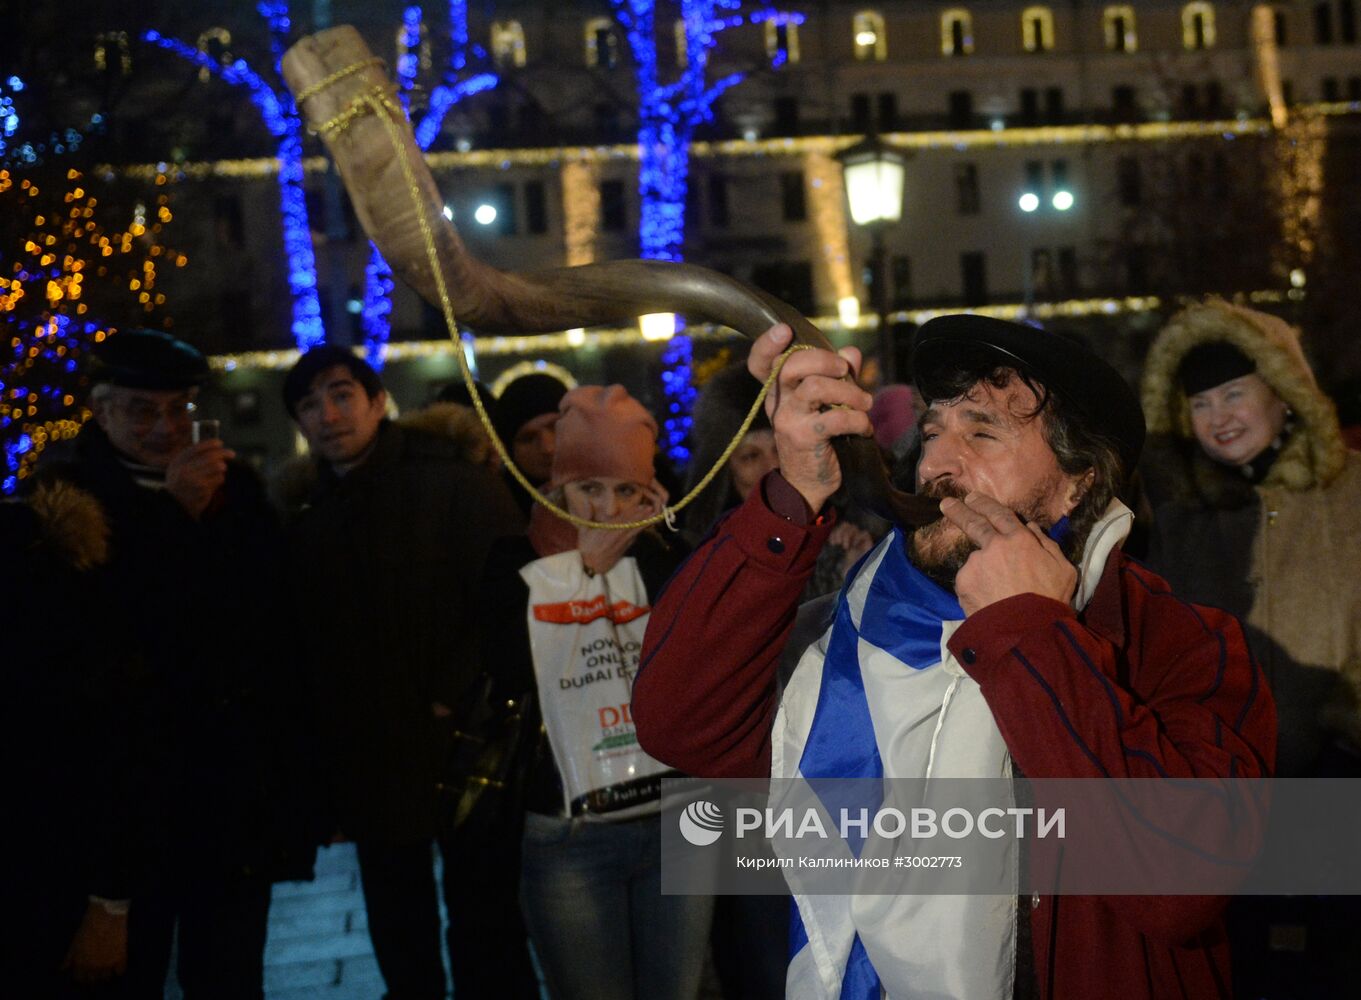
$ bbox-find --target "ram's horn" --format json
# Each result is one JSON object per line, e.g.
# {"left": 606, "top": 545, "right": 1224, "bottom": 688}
{"left": 281, "top": 26, "right": 939, "bottom": 527}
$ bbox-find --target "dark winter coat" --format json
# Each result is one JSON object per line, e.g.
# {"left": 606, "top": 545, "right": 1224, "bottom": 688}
{"left": 287, "top": 419, "right": 523, "bottom": 843}
{"left": 25, "top": 423, "right": 312, "bottom": 882}
{"left": 1140, "top": 300, "right": 1361, "bottom": 775}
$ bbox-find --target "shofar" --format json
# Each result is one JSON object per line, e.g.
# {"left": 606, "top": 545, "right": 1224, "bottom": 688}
{"left": 280, "top": 25, "right": 939, "bottom": 528}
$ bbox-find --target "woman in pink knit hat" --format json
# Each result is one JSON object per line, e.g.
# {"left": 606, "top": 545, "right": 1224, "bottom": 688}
{"left": 477, "top": 385, "right": 709, "bottom": 1000}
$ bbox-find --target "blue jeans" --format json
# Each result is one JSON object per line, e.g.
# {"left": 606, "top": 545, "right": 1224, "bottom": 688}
{"left": 519, "top": 811, "right": 713, "bottom": 1000}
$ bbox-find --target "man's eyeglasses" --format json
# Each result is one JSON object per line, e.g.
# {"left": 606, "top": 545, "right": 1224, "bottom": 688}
{"left": 114, "top": 395, "right": 197, "bottom": 428}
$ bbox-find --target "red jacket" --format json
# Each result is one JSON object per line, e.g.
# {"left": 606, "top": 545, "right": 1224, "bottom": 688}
{"left": 634, "top": 479, "right": 1276, "bottom": 1000}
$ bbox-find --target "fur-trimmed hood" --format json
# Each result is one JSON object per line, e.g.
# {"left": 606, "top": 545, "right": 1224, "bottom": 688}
{"left": 1141, "top": 298, "right": 1347, "bottom": 494}
{"left": 21, "top": 480, "right": 111, "bottom": 571}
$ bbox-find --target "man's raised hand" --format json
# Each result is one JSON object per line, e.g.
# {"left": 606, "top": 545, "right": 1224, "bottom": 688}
{"left": 746, "top": 324, "right": 873, "bottom": 513}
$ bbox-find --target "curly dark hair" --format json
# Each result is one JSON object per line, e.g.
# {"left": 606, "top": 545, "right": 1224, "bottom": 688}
{"left": 921, "top": 359, "right": 1125, "bottom": 563}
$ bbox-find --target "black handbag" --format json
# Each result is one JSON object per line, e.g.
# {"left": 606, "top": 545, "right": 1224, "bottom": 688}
{"left": 436, "top": 673, "right": 538, "bottom": 838}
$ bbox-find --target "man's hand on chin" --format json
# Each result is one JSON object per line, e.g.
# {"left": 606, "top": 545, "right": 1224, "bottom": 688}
{"left": 942, "top": 493, "right": 1077, "bottom": 616}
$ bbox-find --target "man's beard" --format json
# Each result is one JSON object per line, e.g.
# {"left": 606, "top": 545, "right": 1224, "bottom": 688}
{"left": 906, "top": 478, "right": 1060, "bottom": 593}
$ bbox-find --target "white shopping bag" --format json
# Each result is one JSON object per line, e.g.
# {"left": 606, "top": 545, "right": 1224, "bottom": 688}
{"left": 521, "top": 550, "right": 674, "bottom": 819}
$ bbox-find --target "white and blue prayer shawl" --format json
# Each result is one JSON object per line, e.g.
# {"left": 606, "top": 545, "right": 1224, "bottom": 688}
{"left": 771, "top": 500, "right": 1134, "bottom": 1000}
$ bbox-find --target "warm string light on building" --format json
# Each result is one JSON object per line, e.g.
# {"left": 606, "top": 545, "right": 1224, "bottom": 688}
{"left": 1272, "top": 110, "right": 1327, "bottom": 278}
{"left": 1, "top": 167, "right": 186, "bottom": 492}
{"left": 561, "top": 161, "right": 601, "bottom": 266}
{"left": 100, "top": 109, "right": 1361, "bottom": 185}
{"left": 806, "top": 150, "right": 856, "bottom": 314}
{"left": 143, "top": 3, "right": 325, "bottom": 352}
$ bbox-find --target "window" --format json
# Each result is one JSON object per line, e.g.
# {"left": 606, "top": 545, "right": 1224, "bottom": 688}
{"left": 1045, "top": 87, "right": 1065, "bottom": 122}
{"left": 593, "top": 103, "right": 622, "bottom": 141}
{"left": 1204, "top": 79, "right": 1223, "bottom": 112}
{"left": 1181, "top": 83, "right": 1201, "bottom": 115}
{"left": 1103, "top": 6, "right": 1137, "bottom": 53}
{"left": 765, "top": 16, "right": 801, "bottom": 65}
{"left": 496, "top": 183, "right": 519, "bottom": 235}
{"left": 1183, "top": 3, "right": 1217, "bottom": 51}
{"left": 585, "top": 18, "right": 618, "bottom": 69}
{"left": 524, "top": 180, "right": 547, "bottom": 235}
{"left": 674, "top": 20, "right": 688, "bottom": 67}
{"left": 955, "top": 163, "right": 980, "bottom": 215}
{"left": 851, "top": 93, "right": 873, "bottom": 131}
{"left": 1275, "top": 9, "right": 1288, "bottom": 45}
{"left": 1057, "top": 247, "right": 1078, "bottom": 295}
{"left": 1125, "top": 246, "right": 1148, "bottom": 293}
{"left": 774, "top": 96, "right": 800, "bottom": 135}
{"left": 891, "top": 256, "right": 912, "bottom": 308}
{"left": 941, "top": 9, "right": 975, "bottom": 56}
{"left": 1020, "top": 88, "right": 1040, "bottom": 125}
{"left": 1051, "top": 159, "right": 1070, "bottom": 197}
{"left": 214, "top": 195, "right": 244, "bottom": 246}
{"left": 948, "top": 90, "right": 974, "bottom": 128}
{"left": 196, "top": 28, "right": 232, "bottom": 83}
{"left": 1343, "top": 0, "right": 1358, "bottom": 42}
{"left": 1112, "top": 85, "right": 1138, "bottom": 120}
{"left": 752, "top": 262, "right": 815, "bottom": 316}
{"left": 1117, "top": 156, "right": 1142, "bottom": 206}
{"left": 1317, "top": 2, "right": 1336, "bottom": 43}
{"left": 961, "top": 252, "right": 988, "bottom": 306}
{"left": 708, "top": 173, "right": 730, "bottom": 228}
{"left": 94, "top": 31, "right": 132, "bottom": 75}
{"left": 600, "top": 179, "right": 627, "bottom": 231}
{"left": 1022, "top": 6, "right": 1055, "bottom": 53}
{"left": 877, "top": 92, "right": 898, "bottom": 130}
{"left": 1322, "top": 77, "right": 1341, "bottom": 101}
{"left": 854, "top": 11, "right": 887, "bottom": 61}
{"left": 781, "top": 172, "right": 807, "bottom": 222}
{"left": 1025, "top": 160, "right": 1045, "bottom": 197}
{"left": 1350, "top": 76, "right": 1361, "bottom": 100}
{"left": 491, "top": 21, "right": 526, "bottom": 68}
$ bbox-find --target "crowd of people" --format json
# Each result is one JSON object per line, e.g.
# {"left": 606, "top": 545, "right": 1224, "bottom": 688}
{"left": 3, "top": 295, "right": 1358, "bottom": 999}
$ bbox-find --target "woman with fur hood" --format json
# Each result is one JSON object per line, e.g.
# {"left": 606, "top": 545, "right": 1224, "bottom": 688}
{"left": 1140, "top": 298, "right": 1361, "bottom": 779}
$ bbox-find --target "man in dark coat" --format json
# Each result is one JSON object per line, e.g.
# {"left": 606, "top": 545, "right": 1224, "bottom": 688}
{"left": 20, "top": 329, "right": 309, "bottom": 999}
{"left": 283, "top": 346, "right": 532, "bottom": 1000}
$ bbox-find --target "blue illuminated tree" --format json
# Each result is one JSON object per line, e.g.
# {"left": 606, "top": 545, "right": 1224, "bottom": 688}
{"left": 611, "top": 1, "right": 802, "bottom": 464}
{"left": 144, "top": 2, "right": 325, "bottom": 351}
{"left": 361, "top": 2, "right": 496, "bottom": 368}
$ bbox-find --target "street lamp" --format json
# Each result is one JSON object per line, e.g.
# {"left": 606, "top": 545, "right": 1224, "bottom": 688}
{"left": 838, "top": 134, "right": 907, "bottom": 382}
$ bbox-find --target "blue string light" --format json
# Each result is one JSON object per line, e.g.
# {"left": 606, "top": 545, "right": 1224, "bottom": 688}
{"left": 361, "top": 1, "right": 497, "bottom": 368}
{"left": 143, "top": 2, "right": 326, "bottom": 351}
{"left": 613, "top": 1, "right": 794, "bottom": 465}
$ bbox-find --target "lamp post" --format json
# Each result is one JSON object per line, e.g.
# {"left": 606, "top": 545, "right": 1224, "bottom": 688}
{"left": 838, "top": 134, "right": 907, "bottom": 383}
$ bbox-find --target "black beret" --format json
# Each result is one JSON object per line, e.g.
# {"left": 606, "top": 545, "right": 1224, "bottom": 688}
{"left": 911, "top": 314, "right": 1146, "bottom": 475}
{"left": 88, "top": 329, "right": 210, "bottom": 390}
{"left": 494, "top": 373, "right": 568, "bottom": 443}
{"left": 1176, "top": 341, "right": 1256, "bottom": 396}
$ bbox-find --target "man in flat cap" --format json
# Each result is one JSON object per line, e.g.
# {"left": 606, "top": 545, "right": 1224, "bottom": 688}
{"left": 634, "top": 318, "right": 1276, "bottom": 1000}
{"left": 25, "top": 329, "right": 311, "bottom": 998}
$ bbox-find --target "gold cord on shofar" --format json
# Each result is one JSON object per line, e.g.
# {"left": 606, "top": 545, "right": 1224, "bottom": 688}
{"left": 301, "top": 61, "right": 812, "bottom": 533}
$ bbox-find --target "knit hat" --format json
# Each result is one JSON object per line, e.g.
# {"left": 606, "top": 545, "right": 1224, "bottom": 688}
{"left": 550, "top": 385, "right": 657, "bottom": 487}
{"left": 1176, "top": 341, "right": 1257, "bottom": 396}
{"left": 88, "top": 329, "right": 210, "bottom": 390}
{"left": 494, "top": 373, "right": 568, "bottom": 445}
